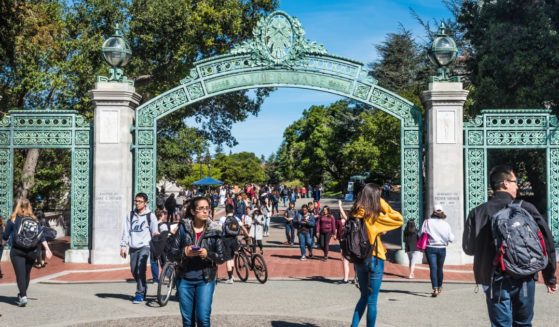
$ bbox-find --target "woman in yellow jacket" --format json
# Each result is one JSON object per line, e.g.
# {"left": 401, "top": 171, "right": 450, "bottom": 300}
{"left": 351, "top": 183, "right": 403, "bottom": 327}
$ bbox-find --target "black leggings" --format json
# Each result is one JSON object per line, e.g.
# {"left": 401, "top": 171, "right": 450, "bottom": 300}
{"left": 252, "top": 239, "right": 263, "bottom": 252}
{"left": 10, "top": 247, "right": 37, "bottom": 297}
{"left": 319, "top": 233, "right": 332, "bottom": 257}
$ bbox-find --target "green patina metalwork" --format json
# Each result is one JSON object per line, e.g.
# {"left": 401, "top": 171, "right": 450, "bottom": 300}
{"left": 0, "top": 110, "right": 92, "bottom": 249}
{"left": 464, "top": 109, "right": 559, "bottom": 245}
{"left": 133, "top": 11, "right": 424, "bottom": 224}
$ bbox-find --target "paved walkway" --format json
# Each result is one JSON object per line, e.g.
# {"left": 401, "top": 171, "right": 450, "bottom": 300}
{"left": 1, "top": 280, "right": 559, "bottom": 326}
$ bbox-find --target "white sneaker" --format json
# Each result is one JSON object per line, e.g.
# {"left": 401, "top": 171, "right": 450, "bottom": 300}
{"left": 16, "top": 296, "right": 27, "bottom": 307}
{"left": 225, "top": 278, "right": 234, "bottom": 284}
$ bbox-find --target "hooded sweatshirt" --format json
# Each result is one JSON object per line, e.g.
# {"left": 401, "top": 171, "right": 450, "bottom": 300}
{"left": 120, "top": 207, "right": 158, "bottom": 249}
{"left": 353, "top": 198, "right": 403, "bottom": 261}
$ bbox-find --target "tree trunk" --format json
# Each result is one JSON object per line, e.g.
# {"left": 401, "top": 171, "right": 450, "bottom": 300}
{"left": 19, "top": 149, "right": 40, "bottom": 200}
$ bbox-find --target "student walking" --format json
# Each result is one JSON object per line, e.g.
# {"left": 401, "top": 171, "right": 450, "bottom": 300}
{"left": 403, "top": 219, "right": 420, "bottom": 279}
{"left": 283, "top": 202, "right": 297, "bottom": 246}
{"left": 3, "top": 198, "right": 53, "bottom": 307}
{"left": 350, "top": 183, "right": 403, "bottom": 327}
{"left": 294, "top": 205, "right": 315, "bottom": 260}
{"left": 336, "top": 200, "right": 351, "bottom": 284}
{"left": 316, "top": 206, "right": 336, "bottom": 260}
{"left": 421, "top": 205, "right": 454, "bottom": 296}
{"left": 120, "top": 192, "right": 158, "bottom": 304}
{"left": 250, "top": 208, "right": 264, "bottom": 254}
{"left": 175, "top": 196, "right": 225, "bottom": 327}
{"left": 463, "top": 165, "right": 556, "bottom": 326}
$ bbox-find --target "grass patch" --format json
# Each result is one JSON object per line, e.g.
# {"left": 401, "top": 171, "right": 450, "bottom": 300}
{"left": 323, "top": 191, "right": 342, "bottom": 198}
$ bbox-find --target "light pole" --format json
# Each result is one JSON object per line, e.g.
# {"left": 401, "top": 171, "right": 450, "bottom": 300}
{"left": 100, "top": 24, "right": 133, "bottom": 84}
{"left": 428, "top": 23, "right": 459, "bottom": 82}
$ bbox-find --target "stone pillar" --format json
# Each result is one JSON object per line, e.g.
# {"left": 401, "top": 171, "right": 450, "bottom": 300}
{"left": 89, "top": 82, "right": 141, "bottom": 264}
{"left": 421, "top": 82, "right": 469, "bottom": 265}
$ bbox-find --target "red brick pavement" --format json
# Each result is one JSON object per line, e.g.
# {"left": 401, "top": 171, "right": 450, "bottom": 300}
{"left": 1, "top": 247, "right": 557, "bottom": 284}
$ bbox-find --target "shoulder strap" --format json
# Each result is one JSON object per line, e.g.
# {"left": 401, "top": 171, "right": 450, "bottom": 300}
{"left": 129, "top": 210, "right": 135, "bottom": 224}
{"left": 509, "top": 199, "right": 523, "bottom": 209}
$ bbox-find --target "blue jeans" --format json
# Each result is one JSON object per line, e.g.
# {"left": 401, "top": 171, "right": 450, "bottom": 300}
{"left": 282, "top": 196, "right": 288, "bottom": 206}
{"left": 352, "top": 257, "right": 384, "bottom": 327}
{"left": 298, "top": 231, "right": 312, "bottom": 257}
{"left": 485, "top": 276, "right": 535, "bottom": 327}
{"left": 285, "top": 223, "right": 295, "bottom": 244}
{"left": 129, "top": 246, "right": 150, "bottom": 296}
{"left": 177, "top": 278, "right": 216, "bottom": 327}
{"left": 425, "top": 246, "right": 446, "bottom": 289}
{"left": 150, "top": 254, "right": 166, "bottom": 283}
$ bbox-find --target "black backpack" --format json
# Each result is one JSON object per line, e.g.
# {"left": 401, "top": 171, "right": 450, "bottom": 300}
{"left": 491, "top": 201, "right": 548, "bottom": 278}
{"left": 223, "top": 216, "right": 241, "bottom": 237}
{"left": 14, "top": 217, "right": 43, "bottom": 250}
{"left": 340, "top": 217, "right": 373, "bottom": 263}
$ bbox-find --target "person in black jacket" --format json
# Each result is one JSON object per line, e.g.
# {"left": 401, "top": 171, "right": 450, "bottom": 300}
{"left": 463, "top": 165, "right": 556, "bottom": 326}
{"left": 176, "top": 196, "right": 224, "bottom": 327}
{"left": 3, "top": 198, "right": 52, "bottom": 307}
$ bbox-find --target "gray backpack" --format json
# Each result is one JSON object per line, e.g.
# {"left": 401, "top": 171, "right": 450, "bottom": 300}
{"left": 491, "top": 201, "right": 548, "bottom": 278}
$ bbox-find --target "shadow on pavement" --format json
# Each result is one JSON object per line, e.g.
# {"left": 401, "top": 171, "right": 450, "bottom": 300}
{"left": 271, "top": 322, "right": 320, "bottom": 327}
{"left": 95, "top": 293, "right": 133, "bottom": 301}
{"left": 290, "top": 276, "right": 339, "bottom": 284}
{"left": 0, "top": 294, "right": 20, "bottom": 306}
{"left": 270, "top": 254, "right": 302, "bottom": 260}
{"left": 379, "top": 288, "right": 431, "bottom": 298}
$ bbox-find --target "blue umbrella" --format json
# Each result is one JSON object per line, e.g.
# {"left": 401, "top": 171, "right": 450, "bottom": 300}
{"left": 192, "top": 176, "right": 223, "bottom": 186}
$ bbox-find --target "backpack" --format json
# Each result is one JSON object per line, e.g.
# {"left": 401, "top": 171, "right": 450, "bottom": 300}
{"left": 223, "top": 216, "right": 241, "bottom": 237}
{"left": 491, "top": 201, "right": 548, "bottom": 278}
{"left": 14, "top": 217, "right": 43, "bottom": 250}
{"left": 340, "top": 217, "right": 373, "bottom": 264}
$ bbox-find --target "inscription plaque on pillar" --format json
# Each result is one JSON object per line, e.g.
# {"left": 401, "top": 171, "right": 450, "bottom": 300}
{"left": 436, "top": 110, "right": 456, "bottom": 144}
{"left": 99, "top": 110, "right": 119, "bottom": 144}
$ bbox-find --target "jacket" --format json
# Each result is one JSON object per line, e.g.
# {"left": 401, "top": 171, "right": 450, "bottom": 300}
{"left": 316, "top": 214, "right": 336, "bottom": 235}
{"left": 354, "top": 198, "right": 403, "bottom": 261}
{"left": 177, "top": 218, "right": 225, "bottom": 282}
{"left": 294, "top": 213, "right": 315, "bottom": 233}
{"left": 463, "top": 191, "right": 557, "bottom": 286}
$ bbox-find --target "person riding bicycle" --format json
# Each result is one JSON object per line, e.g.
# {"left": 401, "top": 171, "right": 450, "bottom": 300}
{"left": 219, "top": 204, "right": 249, "bottom": 284}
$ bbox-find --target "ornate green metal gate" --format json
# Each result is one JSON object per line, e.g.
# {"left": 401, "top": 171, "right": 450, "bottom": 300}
{"left": 464, "top": 109, "right": 559, "bottom": 244}
{"left": 133, "top": 11, "right": 423, "bottom": 223}
{"left": 0, "top": 110, "right": 92, "bottom": 249}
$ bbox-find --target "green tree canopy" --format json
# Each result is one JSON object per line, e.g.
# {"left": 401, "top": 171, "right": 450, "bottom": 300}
{"left": 212, "top": 152, "right": 266, "bottom": 185}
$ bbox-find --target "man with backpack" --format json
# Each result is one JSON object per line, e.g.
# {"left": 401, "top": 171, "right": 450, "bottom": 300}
{"left": 219, "top": 204, "right": 248, "bottom": 284}
{"left": 120, "top": 192, "right": 159, "bottom": 304}
{"left": 463, "top": 165, "right": 556, "bottom": 326}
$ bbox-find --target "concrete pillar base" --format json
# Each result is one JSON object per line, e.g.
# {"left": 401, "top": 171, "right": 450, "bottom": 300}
{"left": 90, "top": 249, "right": 129, "bottom": 265}
{"left": 64, "top": 249, "right": 90, "bottom": 263}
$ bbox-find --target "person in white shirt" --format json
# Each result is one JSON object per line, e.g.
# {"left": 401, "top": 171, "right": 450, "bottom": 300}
{"left": 420, "top": 204, "right": 455, "bottom": 297}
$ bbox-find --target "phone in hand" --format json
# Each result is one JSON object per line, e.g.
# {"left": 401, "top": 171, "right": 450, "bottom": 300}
{"left": 191, "top": 245, "right": 201, "bottom": 252}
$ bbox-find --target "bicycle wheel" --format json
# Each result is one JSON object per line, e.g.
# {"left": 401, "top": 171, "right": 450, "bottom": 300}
{"left": 234, "top": 253, "right": 250, "bottom": 282}
{"left": 252, "top": 254, "right": 268, "bottom": 284}
{"left": 157, "top": 262, "right": 175, "bottom": 307}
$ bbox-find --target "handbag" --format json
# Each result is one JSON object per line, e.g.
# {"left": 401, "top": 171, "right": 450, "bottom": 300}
{"left": 416, "top": 220, "right": 429, "bottom": 251}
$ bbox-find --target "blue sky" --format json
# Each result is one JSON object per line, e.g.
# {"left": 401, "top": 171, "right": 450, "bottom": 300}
{"left": 193, "top": 0, "right": 453, "bottom": 158}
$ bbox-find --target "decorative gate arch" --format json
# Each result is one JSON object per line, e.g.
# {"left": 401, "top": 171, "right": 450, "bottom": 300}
{"left": 464, "top": 109, "right": 559, "bottom": 244}
{"left": 0, "top": 110, "right": 92, "bottom": 249}
{"left": 133, "top": 11, "right": 423, "bottom": 222}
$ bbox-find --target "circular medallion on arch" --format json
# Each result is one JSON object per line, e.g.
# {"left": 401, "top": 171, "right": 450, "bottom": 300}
{"left": 264, "top": 12, "right": 296, "bottom": 63}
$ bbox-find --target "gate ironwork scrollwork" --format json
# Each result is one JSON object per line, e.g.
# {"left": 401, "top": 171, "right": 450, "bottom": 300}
{"left": 464, "top": 109, "right": 559, "bottom": 245}
{"left": 133, "top": 11, "right": 424, "bottom": 225}
{"left": 0, "top": 110, "right": 92, "bottom": 249}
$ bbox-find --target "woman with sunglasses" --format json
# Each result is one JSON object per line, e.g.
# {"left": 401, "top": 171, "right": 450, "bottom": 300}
{"left": 175, "top": 196, "right": 225, "bottom": 327}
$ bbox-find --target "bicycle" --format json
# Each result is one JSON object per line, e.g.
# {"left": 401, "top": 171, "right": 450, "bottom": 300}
{"left": 234, "top": 239, "right": 268, "bottom": 284}
{"left": 157, "top": 259, "right": 177, "bottom": 307}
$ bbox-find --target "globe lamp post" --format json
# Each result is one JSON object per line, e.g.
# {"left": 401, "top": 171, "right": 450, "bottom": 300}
{"left": 100, "top": 24, "right": 132, "bottom": 84}
{"left": 428, "top": 23, "right": 458, "bottom": 82}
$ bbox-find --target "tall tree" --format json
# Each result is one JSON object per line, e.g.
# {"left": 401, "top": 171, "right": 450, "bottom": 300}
{"left": 457, "top": 0, "right": 559, "bottom": 112}
{"left": 0, "top": 0, "right": 278, "bottom": 200}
